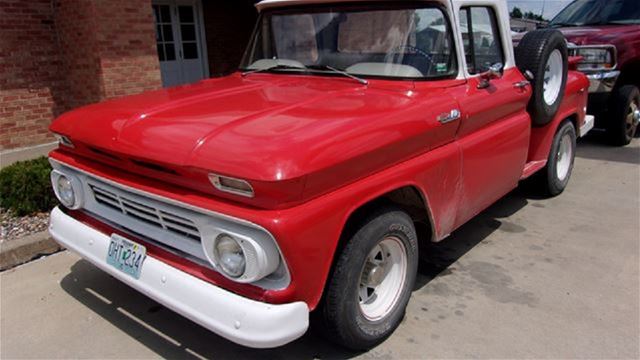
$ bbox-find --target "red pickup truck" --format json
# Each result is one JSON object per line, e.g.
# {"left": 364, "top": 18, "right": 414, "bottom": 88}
{"left": 48, "top": 0, "right": 591, "bottom": 350}
{"left": 547, "top": 0, "right": 640, "bottom": 145}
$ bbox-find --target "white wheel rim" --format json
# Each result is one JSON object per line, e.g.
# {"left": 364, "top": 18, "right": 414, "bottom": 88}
{"left": 358, "top": 236, "right": 407, "bottom": 321}
{"left": 556, "top": 133, "right": 573, "bottom": 181}
{"left": 543, "top": 49, "right": 563, "bottom": 106}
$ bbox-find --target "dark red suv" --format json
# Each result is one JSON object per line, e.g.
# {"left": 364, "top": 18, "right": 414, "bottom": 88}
{"left": 548, "top": 0, "right": 640, "bottom": 145}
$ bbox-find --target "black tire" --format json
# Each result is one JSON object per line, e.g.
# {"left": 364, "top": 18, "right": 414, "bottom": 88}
{"left": 515, "top": 30, "right": 568, "bottom": 127}
{"left": 535, "top": 121, "right": 577, "bottom": 196}
{"left": 318, "top": 207, "right": 418, "bottom": 350}
{"left": 606, "top": 85, "right": 640, "bottom": 146}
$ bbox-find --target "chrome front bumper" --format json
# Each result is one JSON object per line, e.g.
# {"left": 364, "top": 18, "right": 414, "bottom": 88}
{"left": 586, "top": 70, "right": 620, "bottom": 94}
{"left": 580, "top": 115, "right": 595, "bottom": 137}
{"left": 49, "top": 207, "right": 309, "bottom": 348}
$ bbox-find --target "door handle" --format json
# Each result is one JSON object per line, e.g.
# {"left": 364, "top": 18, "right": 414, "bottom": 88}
{"left": 513, "top": 80, "right": 530, "bottom": 89}
{"left": 438, "top": 109, "right": 461, "bottom": 124}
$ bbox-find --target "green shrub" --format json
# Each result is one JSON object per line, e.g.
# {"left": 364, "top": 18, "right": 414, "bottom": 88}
{"left": 0, "top": 157, "right": 58, "bottom": 216}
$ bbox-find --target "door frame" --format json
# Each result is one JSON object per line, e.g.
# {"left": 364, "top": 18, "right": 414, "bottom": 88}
{"left": 192, "top": 0, "right": 210, "bottom": 79}
{"left": 152, "top": 0, "right": 210, "bottom": 84}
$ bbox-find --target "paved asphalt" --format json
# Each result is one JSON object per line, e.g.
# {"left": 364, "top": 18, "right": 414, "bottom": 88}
{"left": 1, "top": 135, "right": 639, "bottom": 359}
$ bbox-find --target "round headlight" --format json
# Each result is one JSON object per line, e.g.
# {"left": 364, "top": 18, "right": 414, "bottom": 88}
{"left": 201, "top": 230, "right": 281, "bottom": 284}
{"left": 56, "top": 175, "right": 76, "bottom": 208}
{"left": 51, "top": 171, "right": 83, "bottom": 210}
{"left": 214, "top": 234, "right": 246, "bottom": 278}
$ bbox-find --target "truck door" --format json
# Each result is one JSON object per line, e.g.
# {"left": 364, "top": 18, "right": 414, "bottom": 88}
{"left": 450, "top": 5, "right": 531, "bottom": 227}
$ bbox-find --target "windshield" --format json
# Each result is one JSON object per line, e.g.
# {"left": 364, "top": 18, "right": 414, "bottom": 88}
{"left": 240, "top": 4, "right": 458, "bottom": 79}
{"left": 550, "top": 0, "right": 640, "bottom": 26}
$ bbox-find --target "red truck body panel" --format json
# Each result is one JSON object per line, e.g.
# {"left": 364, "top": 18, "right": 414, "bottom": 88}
{"left": 49, "top": 67, "right": 589, "bottom": 309}
{"left": 51, "top": 74, "right": 465, "bottom": 209}
{"left": 44, "top": 0, "right": 596, "bottom": 347}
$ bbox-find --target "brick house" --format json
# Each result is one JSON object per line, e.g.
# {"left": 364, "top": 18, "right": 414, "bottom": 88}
{"left": 0, "top": 0, "right": 258, "bottom": 167}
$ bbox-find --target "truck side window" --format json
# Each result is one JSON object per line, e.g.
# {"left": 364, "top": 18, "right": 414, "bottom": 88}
{"left": 459, "top": 7, "right": 504, "bottom": 75}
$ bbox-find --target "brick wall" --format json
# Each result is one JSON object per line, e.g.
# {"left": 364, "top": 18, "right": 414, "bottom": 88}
{"left": 1, "top": 0, "right": 257, "bottom": 154}
{"left": 53, "top": 0, "right": 102, "bottom": 109}
{"left": 0, "top": 0, "right": 161, "bottom": 152}
{"left": 93, "top": 0, "right": 161, "bottom": 99}
{"left": 203, "top": 0, "right": 257, "bottom": 77}
{"left": 0, "top": 0, "right": 67, "bottom": 150}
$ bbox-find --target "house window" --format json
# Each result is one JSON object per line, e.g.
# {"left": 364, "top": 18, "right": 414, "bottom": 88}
{"left": 153, "top": 5, "right": 176, "bottom": 61}
{"left": 178, "top": 6, "right": 199, "bottom": 59}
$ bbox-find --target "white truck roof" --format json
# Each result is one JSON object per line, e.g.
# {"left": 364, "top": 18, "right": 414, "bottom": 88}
{"left": 257, "top": 0, "right": 445, "bottom": 11}
{"left": 256, "top": 0, "right": 508, "bottom": 11}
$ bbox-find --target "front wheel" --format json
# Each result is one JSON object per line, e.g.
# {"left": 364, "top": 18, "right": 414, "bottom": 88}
{"left": 318, "top": 207, "right": 418, "bottom": 350}
{"left": 537, "top": 121, "right": 577, "bottom": 196}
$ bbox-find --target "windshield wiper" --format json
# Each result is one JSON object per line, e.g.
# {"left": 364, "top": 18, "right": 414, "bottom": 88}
{"left": 242, "top": 63, "right": 368, "bottom": 85}
{"left": 241, "top": 64, "right": 307, "bottom": 77}
{"left": 549, "top": 22, "right": 581, "bottom": 28}
{"left": 585, "top": 20, "right": 638, "bottom": 26}
{"left": 306, "top": 65, "right": 369, "bottom": 85}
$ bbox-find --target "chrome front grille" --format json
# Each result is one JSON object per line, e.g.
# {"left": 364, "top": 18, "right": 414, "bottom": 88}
{"left": 89, "top": 184, "right": 201, "bottom": 241}
{"left": 50, "top": 158, "right": 292, "bottom": 289}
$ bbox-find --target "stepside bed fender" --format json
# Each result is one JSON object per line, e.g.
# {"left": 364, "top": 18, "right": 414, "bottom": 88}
{"left": 522, "top": 71, "right": 589, "bottom": 179}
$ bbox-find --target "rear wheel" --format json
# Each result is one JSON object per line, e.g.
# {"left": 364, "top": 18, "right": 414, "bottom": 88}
{"left": 515, "top": 30, "right": 568, "bottom": 127}
{"left": 535, "top": 121, "right": 577, "bottom": 196}
{"left": 607, "top": 85, "right": 640, "bottom": 146}
{"left": 318, "top": 207, "right": 418, "bottom": 350}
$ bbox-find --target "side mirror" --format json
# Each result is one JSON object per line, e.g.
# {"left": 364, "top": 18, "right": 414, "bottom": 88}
{"left": 477, "top": 63, "right": 504, "bottom": 89}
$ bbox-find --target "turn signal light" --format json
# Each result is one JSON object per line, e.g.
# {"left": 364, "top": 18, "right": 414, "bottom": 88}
{"left": 208, "top": 174, "right": 254, "bottom": 198}
{"left": 53, "top": 133, "right": 74, "bottom": 148}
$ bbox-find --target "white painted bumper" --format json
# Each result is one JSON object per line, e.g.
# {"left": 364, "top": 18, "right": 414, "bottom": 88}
{"left": 48, "top": 207, "right": 309, "bottom": 348}
{"left": 580, "top": 115, "right": 595, "bottom": 138}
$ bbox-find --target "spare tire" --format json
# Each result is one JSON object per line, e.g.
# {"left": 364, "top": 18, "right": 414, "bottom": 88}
{"left": 515, "top": 30, "right": 568, "bottom": 127}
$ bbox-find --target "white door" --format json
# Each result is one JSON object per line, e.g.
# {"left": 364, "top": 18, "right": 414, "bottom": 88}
{"left": 153, "top": 0, "right": 208, "bottom": 87}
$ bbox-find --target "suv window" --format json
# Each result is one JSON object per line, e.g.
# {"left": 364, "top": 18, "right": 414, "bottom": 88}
{"left": 550, "top": 0, "right": 640, "bottom": 26}
{"left": 459, "top": 7, "right": 504, "bottom": 75}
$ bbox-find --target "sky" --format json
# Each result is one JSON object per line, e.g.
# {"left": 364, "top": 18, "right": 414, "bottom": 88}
{"left": 508, "top": 0, "right": 574, "bottom": 20}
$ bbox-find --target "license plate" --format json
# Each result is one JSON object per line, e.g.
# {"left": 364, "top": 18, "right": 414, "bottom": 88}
{"left": 106, "top": 234, "right": 146, "bottom": 279}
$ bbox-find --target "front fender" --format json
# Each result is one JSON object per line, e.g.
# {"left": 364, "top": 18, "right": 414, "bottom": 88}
{"left": 269, "top": 140, "right": 462, "bottom": 310}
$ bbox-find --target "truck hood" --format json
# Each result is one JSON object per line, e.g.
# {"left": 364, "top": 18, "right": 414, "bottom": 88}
{"left": 51, "top": 74, "right": 440, "bottom": 188}
{"left": 513, "top": 25, "right": 640, "bottom": 67}
{"left": 557, "top": 25, "right": 640, "bottom": 46}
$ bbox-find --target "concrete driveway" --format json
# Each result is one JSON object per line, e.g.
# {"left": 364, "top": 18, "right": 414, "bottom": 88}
{"left": 2, "top": 136, "right": 639, "bottom": 359}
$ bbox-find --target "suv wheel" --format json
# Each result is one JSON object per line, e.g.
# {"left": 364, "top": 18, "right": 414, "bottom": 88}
{"left": 607, "top": 85, "right": 640, "bottom": 146}
{"left": 318, "top": 207, "right": 418, "bottom": 350}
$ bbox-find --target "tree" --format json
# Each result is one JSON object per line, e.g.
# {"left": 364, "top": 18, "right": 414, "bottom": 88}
{"left": 524, "top": 11, "right": 546, "bottom": 22}
{"left": 510, "top": 7, "right": 523, "bottom": 19}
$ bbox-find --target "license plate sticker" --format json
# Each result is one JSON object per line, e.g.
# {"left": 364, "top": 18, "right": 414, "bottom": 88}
{"left": 107, "top": 234, "right": 147, "bottom": 279}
